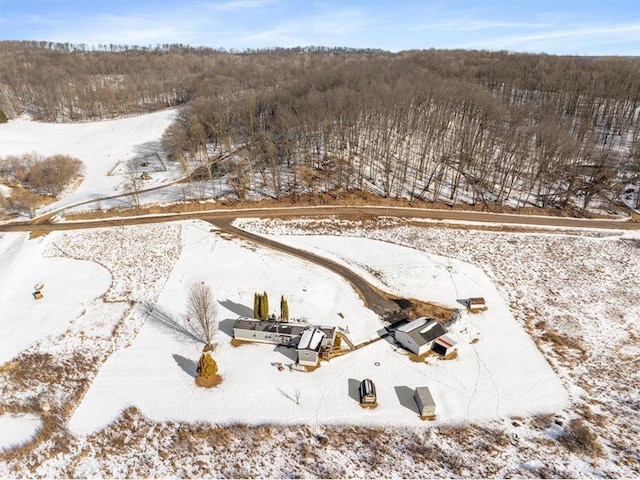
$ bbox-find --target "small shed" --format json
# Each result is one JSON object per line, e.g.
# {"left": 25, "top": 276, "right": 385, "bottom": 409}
{"left": 432, "top": 335, "right": 457, "bottom": 357}
{"left": 359, "top": 379, "right": 377, "bottom": 405}
{"left": 414, "top": 386, "right": 436, "bottom": 417}
{"left": 467, "top": 297, "right": 486, "bottom": 310}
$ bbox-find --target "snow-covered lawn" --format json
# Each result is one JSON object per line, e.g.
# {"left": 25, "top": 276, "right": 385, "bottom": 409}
{"left": 67, "top": 220, "right": 567, "bottom": 434}
{"left": 0, "top": 109, "right": 178, "bottom": 214}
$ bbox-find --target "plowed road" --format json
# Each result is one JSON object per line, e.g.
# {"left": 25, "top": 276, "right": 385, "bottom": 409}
{"left": 1, "top": 206, "right": 638, "bottom": 233}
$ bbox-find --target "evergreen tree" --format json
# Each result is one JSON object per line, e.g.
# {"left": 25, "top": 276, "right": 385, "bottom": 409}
{"left": 261, "top": 291, "right": 269, "bottom": 319}
{"left": 253, "top": 292, "right": 259, "bottom": 318}
{"left": 280, "top": 295, "right": 289, "bottom": 321}
{"left": 196, "top": 352, "right": 218, "bottom": 377}
{"left": 0, "top": 109, "right": 7, "bottom": 124}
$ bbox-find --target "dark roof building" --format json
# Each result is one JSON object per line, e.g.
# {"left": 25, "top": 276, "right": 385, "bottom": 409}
{"left": 393, "top": 317, "right": 447, "bottom": 355}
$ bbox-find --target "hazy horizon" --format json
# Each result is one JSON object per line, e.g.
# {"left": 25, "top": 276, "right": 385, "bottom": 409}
{"left": 0, "top": 0, "right": 639, "bottom": 56}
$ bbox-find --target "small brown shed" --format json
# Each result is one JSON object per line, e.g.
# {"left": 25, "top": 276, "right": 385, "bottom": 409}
{"left": 467, "top": 297, "right": 486, "bottom": 310}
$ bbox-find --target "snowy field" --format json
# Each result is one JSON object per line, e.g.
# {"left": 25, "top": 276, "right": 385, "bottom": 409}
{"left": 68, "top": 221, "right": 567, "bottom": 434}
{"left": 0, "top": 218, "right": 638, "bottom": 477}
{"left": 0, "top": 110, "right": 179, "bottom": 214}
{"left": 0, "top": 232, "right": 111, "bottom": 364}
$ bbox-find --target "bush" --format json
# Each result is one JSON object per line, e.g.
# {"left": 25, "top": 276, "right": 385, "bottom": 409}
{"left": 0, "top": 187, "right": 42, "bottom": 217}
{"left": 26, "top": 154, "right": 84, "bottom": 196}
{"left": 0, "top": 153, "right": 84, "bottom": 196}
{"left": 559, "top": 419, "right": 603, "bottom": 456}
{"left": 196, "top": 352, "right": 218, "bottom": 378}
{"left": 0, "top": 109, "right": 7, "bottom": 123}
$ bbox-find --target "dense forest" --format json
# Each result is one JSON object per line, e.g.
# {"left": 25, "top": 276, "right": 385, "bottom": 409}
{"left": 1, "top": 41, "right": 639, "bottom": 211}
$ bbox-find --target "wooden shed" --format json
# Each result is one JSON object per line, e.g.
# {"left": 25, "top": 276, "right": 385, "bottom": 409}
{"left": 414, "top": 386, "right": 436, "bottom": 417}
{"left": 467, "top": 297, "right": 486, "bottom": 310}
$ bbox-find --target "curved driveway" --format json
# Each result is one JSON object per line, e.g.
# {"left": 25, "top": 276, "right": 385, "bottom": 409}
{"left": 210, "top": 218, "right": 400, "bottom": 317}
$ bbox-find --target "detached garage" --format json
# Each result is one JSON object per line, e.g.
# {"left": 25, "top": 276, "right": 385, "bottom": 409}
{"left": 394, "top": 317, "right": 447, "bottom": 356}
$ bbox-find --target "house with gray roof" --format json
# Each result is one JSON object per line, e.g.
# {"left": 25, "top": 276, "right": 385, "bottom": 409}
{"left": 393, "top": 317, "right": 447, "bottom": 355}
{"left": 232, "top": 318, "right": 336, "bottom": 366}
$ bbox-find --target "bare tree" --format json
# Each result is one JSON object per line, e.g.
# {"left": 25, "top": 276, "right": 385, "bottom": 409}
{"left": 126, "top": 160, "right": 141, "bottom": 207}
{"left": 187, "top": 282, "right": 218, "bottom": 351}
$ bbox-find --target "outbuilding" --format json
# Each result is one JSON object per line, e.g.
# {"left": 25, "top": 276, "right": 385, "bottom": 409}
{"left": 393, "top": 317, "right": 447, "bottom": 355}
{"left": 467, "top": 297, "right": 486, "bottom": 310}
{"left": 414, "top": 386, "right": 436, "bottom": 417}
{"left": 359, "top": 379, "right": 377, "bottom": 405}
{"left": 432, "top": 335, "right": 458, "bottom": 357}
{"left": 296, "top": 328, "right": 326, "bottom": 367}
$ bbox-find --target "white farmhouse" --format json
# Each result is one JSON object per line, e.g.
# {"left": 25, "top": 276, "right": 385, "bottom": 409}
{"left": 394, "top": 317, "right": 447, "bottom": 355}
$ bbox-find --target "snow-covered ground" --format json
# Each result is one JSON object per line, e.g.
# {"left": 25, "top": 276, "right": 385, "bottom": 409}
{"left": 0, "top": 413, "right": 42, "bottom": 452}
{"left": 0, "top": 232, "right": 111, "bottom": 364}
{"left": 0, "top": 218, "right": 638, "bottom": 477}
{"left": 68, "top": 221, "right": 567, "bottom": 434}
{"left": 0, "top": 109, "right": 179, "bottom": 215}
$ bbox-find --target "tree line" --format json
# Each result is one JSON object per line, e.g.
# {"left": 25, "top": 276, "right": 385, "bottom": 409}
{"left": 1, "top": 42, "right": 639, "bottom": 211}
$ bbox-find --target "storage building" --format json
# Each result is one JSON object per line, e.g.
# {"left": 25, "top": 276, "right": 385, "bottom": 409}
{"left": 359, "top": 379, "right": 377, "bottom": 405}
{"left": 467, "top": 297, "right": 486, "bottom": 310}
{"left": 432, "top": 335, "right": 458, "bottom": 357}
{"left": 394, "top": 317, "right": 447, "bottom": 355}
{"left": 414, "top": 386, "right": 436, "bottom": 417}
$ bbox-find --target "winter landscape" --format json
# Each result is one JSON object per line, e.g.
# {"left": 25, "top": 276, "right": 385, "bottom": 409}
{"left": 1, "top": 108, "right": 638, "bottom": 474}
{"left": 1, "top": 2, "right": 640, "bottom": 477}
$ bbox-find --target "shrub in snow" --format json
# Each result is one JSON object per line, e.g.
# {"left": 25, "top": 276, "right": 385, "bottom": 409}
{"left": 559, "top": 419, "right": 603, "bottom": 456}
{"left": 253, "top": 291, "right": 269, "bottom": 320}
{"left": 196, "top": 352, "right": 218, "bottom": 378}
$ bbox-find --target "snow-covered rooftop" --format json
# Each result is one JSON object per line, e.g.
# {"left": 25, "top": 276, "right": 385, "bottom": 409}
{"left": 297, "top": 328, "right": 325, "bottom": 351}
{"left": 396, "top": 317, "right": 429, "bottom": 333}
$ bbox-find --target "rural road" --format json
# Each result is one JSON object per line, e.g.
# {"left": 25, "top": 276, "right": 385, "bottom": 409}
{"left": 1, "top": 205, "right": 639, "bottom": 234}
